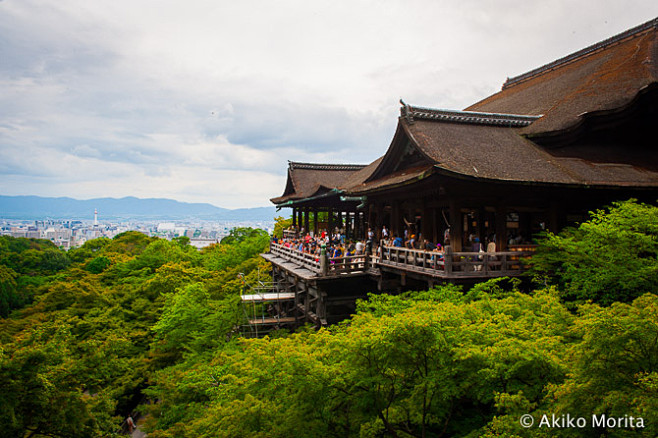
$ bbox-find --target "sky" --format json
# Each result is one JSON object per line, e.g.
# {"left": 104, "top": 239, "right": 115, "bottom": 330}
{"left": 2, "top": 1, "right": 658, "bottom": 208}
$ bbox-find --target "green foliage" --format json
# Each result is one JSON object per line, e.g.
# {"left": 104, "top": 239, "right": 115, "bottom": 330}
{"left": 205, "top": 228, "right": 269, "bottom": 272}
{"left": 529, "top": 199, "right": 658, "bottom": 305}
{"left": 152, "top": 283, "right": 238, "bottom": 358}
{"left": 0, "top": 321, "right": 116, "bottom": 437}
{"left": 103, "top": 230, "right": 155, "bottom": 256}
{"left": 0, "top": 236, "right": 70, "bottom": 275}
{"left": 220, "top": 227, "right": 268, "bottom": 245}
{"left": 0, "top": 265, "right": 20, "bottom": 317}
{"left": 68, "top": 237, "right": 110, "bottom": 263}
{"left": 86, "top": 255, "right": 112, "bottom": 274}
{"left": 0, "top": 228, "right": 268, "bottom": 436}
{"left": 2, "top": 214, "right": 658, "bottom": 438}
{"left": 273, "top": 215, "right": 293, "bottom": 238}
{"left": 144, "top": 282, "right": 658, "bottom": 438}
{"left": 172, "top": 235, "right": 190, "bottom": 247}
{"left": 549, "top": 294, "right": 658, "bottom": 430}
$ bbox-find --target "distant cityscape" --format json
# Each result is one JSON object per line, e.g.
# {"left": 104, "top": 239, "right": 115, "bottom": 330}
{"left": 1, "top": 212, "right": 275, "bottom": 250}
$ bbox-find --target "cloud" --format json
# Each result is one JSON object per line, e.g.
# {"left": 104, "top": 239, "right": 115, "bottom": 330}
{"left": 2, "top": 0, "right": 658, "bottom": 208}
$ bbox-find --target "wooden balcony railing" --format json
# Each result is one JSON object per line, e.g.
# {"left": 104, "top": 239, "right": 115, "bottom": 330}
{"left": 269, "top": 242, "right": 534, "bottom": 278}
{"left": 270, "top": 243, "right": 321, "bottom": 273}
{"left": 380, "top": 246, "right": 534, "bottom": 277}
{"left": 269, "top": 243, "right": 371, "bottom": 276}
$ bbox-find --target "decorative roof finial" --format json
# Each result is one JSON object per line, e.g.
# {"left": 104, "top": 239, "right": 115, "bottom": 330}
{"left": 399, "top": 99, "right": 414, "bottom": 124}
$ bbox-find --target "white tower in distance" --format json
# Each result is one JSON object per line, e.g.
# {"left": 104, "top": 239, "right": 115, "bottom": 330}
{"left": 94, "top": 209, "right": 98, "bottom": 226}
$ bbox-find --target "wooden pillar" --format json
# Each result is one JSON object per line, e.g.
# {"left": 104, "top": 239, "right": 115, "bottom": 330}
{"left": 292, "top": 207, "right": 297, "bottom": 228}
{"left": 478, "top": 206, "right": 486, "bottom": 243}
{"left": 367, "top": 204, "right": 374, "bottom": 233}
{"left": 449, "top": 199, "right": 462, "bottom": 251}
{"left": 358, "top": 211, "right": 364, "bottom": 239}
{"left": 375, "top": 203, "right": 383, "bottom": 236}
{"left": 548, "top": 200, "right": 560, "bottom": 234}
{"left": 304, "top": 208, "right": 310, "bottom": 235}
{"left": 495, "top": 206, "right": 507, "bottom": 251}
{"left": 328, "top": 207, "right": 333, "bottom": 234}
{"left": 392, "top": 201, "right": 401, "bottom": 238}
{"left": 313, "top": 209, "right": 318, "bottom": 235}
{"left": 421, "top": 204, "right": 431, "bottom": 242}
{"left": 346, "top": 212, "right": 352, "bottom": 239}
{"left": 432, "top": 208, "right": 438, "bottom": 244}
{"left": 378, "top": 203, "right": 386, "bottom": 241}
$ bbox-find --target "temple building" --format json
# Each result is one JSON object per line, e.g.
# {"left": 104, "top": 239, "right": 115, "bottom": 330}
{"left": 255, "top": 18, "right": 658, "bottom": 330}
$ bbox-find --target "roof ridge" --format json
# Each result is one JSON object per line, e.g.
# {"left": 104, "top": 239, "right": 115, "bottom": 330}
{"left": 503, "top": 17, "right": 658, "bottom": 90}
{"left": 289, "top": 161, "right": 367, "bottom": 171}
{"left": 401, "top": 104, "right": 542, "bottom": 127}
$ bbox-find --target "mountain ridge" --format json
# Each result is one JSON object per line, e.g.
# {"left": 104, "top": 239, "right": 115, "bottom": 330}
{"left": 0, "top": 195, "right": 278, "bottom": 221}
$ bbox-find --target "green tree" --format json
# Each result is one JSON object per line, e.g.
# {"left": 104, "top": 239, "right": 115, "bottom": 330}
{"left": 529, "top": 199, "right": 658, "bottom": 305}
{"left": 86, "top": 256, "right": 112, "bottom": 274}
{"left": 0, "top": 265, "right": 22, "bottom": 317}
{"left": 219, "top": 227, "right": 268, "bottom": 245}
{"left": 273, "top": 216, "right": 293, "bottom": 238}
{"left": 548, "top": 294, "right": 658, "bottom": 435}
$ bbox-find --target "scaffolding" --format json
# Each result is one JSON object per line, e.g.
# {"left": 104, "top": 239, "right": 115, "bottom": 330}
{"left": 239, "top": 274, "right": 298, "bottom": 338}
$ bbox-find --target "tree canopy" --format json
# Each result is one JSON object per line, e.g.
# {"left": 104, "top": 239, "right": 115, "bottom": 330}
{"left": 529, "top": 199, "right": 658, "bottom": 305}
{"left": 1, "top": 201, "right": 657, "bottom": 437}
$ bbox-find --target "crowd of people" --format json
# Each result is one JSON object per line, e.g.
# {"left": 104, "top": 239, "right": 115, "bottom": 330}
{"left": 271, "top": 224, "right": 534, "bottom": 275}
{"left": 271, "top": 226, "right": 451, "bottom": 265}
{"left": 271, "top": 228, "right": 373, "bottom": 260}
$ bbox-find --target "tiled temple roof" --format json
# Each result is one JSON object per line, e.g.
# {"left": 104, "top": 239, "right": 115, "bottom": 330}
{"left": 401, "top": 104, "right": 541, "bottom": 127}
{"left": 467, "top": 17, "right": 658, "bottom": 136}
{"left": 271, "top": 161, "right": 366, "bottom": 205}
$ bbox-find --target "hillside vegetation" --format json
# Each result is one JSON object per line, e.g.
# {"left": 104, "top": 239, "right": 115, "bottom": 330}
{"left": 1, "top": 200, "right": 657, "bottom": 437}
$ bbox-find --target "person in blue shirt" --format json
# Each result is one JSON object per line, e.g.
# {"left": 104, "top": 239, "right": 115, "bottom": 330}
{"left": 393, "top": 235, "right": 403, "bottom": 247}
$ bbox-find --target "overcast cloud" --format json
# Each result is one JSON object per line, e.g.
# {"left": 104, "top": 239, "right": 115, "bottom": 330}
{"left": 1, "top": 0, "right": 657, "bottom": 208}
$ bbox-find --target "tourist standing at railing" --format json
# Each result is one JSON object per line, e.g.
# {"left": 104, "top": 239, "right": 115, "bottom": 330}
{"left": 406, "top": 234, "right": 417, "bottom": 249}
{"left": 471, "top": 238, "right": 484, "bottom": 271}
{"left": 487, "top": 235, "right": 496, "bottom": 253}
{"left": 423, "top": 239, "right": 434, "bottom": 251}
{"left": 355, "top": 240, "right": 364, "bottom": 255}
{"left": 432, "top": 243, "right": 445, "bottom": 269}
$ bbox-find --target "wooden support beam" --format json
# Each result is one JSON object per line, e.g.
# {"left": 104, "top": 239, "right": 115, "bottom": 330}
{"left": 392, "top": 200, "right": 401, "bottom": 238}
{"left": 328, "top": 207, "right": 333, "bottom": 234}
{"left": 449, "top": 200, "right": 462, "bottom": 251}
{"left": 496, "top": 206, "right": 507, "bottom": 251}
{"left": 304, "top": 207, "right": 310, "bottom": 235}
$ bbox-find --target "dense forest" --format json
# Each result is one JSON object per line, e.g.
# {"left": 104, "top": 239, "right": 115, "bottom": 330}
{"left": 1, "top": 200, "right": 656, "bottom": 437}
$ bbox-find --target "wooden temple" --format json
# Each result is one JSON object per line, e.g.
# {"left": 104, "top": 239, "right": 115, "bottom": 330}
{"left": 256, "top": 18, "right": 658, "bottom": 328}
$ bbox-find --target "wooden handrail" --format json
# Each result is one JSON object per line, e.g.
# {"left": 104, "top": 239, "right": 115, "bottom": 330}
{"left": 270, "top": 242, "right": 372, "bottom": 275}
{"left": 380, "top": 246, "right": 533, "bottom": 277}
{"left": 269, "top": 242, "right": 534, "bottom": 278}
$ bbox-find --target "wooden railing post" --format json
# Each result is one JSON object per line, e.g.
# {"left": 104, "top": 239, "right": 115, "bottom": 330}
{"left": 320, "top": 243, "right": 328, "bottom": 276}
{"left": 445, "top": 246, "right": 453, "bottom": 275}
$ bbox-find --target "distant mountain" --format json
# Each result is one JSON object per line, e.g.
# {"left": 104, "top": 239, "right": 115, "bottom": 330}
{"left": 0, "top": 195, "right": 278, "bottom": 221}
